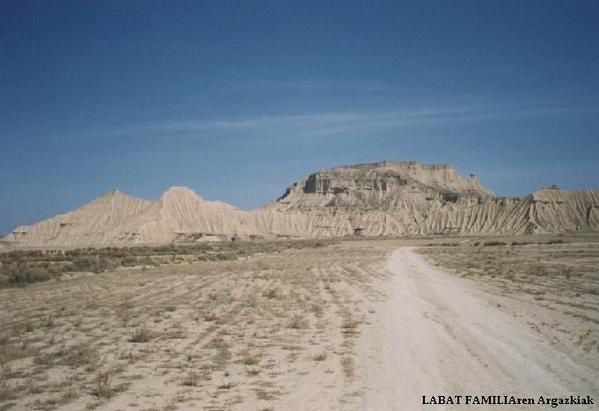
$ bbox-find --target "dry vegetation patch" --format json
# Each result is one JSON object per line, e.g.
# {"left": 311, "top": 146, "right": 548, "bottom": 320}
{"left": 0, "top": 239, "right": 391, "bottom": 410}
{"left": 418, "top": 234, "right": 599, "bottom": 366}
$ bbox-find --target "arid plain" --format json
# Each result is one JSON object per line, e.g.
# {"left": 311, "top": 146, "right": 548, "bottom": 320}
{"left": 1, "top": 235, "right": 598, "bottom": 410}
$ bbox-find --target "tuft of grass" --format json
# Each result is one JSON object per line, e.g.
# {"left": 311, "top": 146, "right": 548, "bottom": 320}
{"left": 66, "top": 343, "right": 98, "bottom": 369}
{"left": 43, "top": 316, "right": 55, "bottom": 328}
{"left": 92, "top": 370, "right": 113, "bottom": 398}
{"left": 341, "top": 314, "right": 360, "bottom": 332}
{"left": 241, "top": 355, "right": 259, "bottom": 366}
{"left": 203, "top": 311, "right": 219, "bottom": 322}
{"left": 341, "top": 356, "right": 354, "bottom": 378}
{"left": 61, "top": 386, "right": 79, "bottom": 403}
{"left": 564, "top": 267, "right": 573, "bottom": 280}
{"left": 128, "top": 325, "right": 154, "bottom": 343}
{"left": 217, "top": 381, "right": 232, "bottom": 390}
{"left": 262, "top": 288, "right": 279, "bottom": 299}
{"left": 182, "top": 371, "right": 199, "bottom": 387}
{"left": 313, "top": 352, "right": 327, "bottom": 362}
{"left": 288, "top": 314, "right": 309, "bottom": 330}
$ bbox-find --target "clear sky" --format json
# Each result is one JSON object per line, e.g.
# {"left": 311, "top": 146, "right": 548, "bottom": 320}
{"left": 1, "top": 0, "right": 598, "bottom": 235}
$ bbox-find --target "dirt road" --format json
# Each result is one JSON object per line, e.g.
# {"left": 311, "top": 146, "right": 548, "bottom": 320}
{"left": 360, "top": 248, "right": 598, "bottom": 410}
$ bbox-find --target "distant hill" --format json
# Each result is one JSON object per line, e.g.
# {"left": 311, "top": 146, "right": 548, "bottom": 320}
{"left": 3, "top": 161, "right": 599, "bottom": 247}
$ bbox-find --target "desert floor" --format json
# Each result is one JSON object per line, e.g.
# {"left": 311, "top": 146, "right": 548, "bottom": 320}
{"left": 1, "top": 236, "right": 598, "bottom": 410}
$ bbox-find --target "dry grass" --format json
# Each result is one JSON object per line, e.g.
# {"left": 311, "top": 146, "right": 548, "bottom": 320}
{"left": 0, "top": 239, "right": 392, "bottom": 410}
{"left": 182, "top": 371, "right": 200, "bottom": 387}
{"left": 313, "top": 352, "right": 328, "bottom": 362}
{"left": 2, "top": 234, "right": 597, "bottom": 408}
{"left": 128, "top": 325, "right": 154, "bottom": 343}
{"left": 419, "top": 234, "right": 599, "bottom": 362}
{"left": 91, "top": 370, "right": 113, "bottom": 398}
{"left": 0, "top": 240, "right": 331, "bottom": 288}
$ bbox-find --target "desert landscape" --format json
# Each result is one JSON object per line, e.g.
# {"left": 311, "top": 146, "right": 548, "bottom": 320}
{"left": 1, "top": 235, "right": 598, "bottom": 410}
{"left": 1, "top": 162, "right": 598, "bottom": 410}
{"left": 3, "top": 162, "right": 598, "bottom": 249}
{"left": 3, "top": 1, "right": 598, "bottom": 409}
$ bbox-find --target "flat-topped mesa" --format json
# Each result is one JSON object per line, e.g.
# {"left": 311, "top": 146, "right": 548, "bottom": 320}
{"left": 273, "top": 161, "right": 494, "bottom": 211}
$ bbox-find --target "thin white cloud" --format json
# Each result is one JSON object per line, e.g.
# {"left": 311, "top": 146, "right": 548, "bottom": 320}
{"left": 105, "top": 106, "right": 471, "bottom": 137}
{"left": 101, "top": 103, "right": 599, "bottom": 140}
{"left": 226, "top": 79, "right": 389, "bottom": 93}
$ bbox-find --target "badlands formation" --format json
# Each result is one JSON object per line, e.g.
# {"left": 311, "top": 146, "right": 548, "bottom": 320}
{"left": 3, "top": 161, "right": 599, "bottom": 248}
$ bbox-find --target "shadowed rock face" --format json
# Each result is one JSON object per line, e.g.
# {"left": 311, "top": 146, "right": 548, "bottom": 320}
{"left": 3, "top": 161, "right": 598, "bottom": 247}
{"left": 271, "top": 161, "right": 493, "bottom": 211}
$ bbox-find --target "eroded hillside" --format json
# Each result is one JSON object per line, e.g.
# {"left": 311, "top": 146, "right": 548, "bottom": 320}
{"left": 3, "top": 161, "right": 598, "bottom": 248}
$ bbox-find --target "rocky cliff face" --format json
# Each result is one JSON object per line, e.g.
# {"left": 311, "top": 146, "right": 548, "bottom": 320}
{"left": 272, "top": 161, "right": 493, "bottom": 211}
{"left": 261, "top": 161, "right": 510, "bottom": 236}
{"left": 3, "top": 161, "right": 598, "bottom": 247}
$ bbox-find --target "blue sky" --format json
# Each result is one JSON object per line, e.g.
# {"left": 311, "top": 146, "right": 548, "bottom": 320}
{"left": 1, "top": 0, "right": 598, "bottom": 234}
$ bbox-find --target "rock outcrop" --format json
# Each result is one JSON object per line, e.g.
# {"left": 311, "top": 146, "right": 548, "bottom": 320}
{"left": 273, "top": 161, "right": 493, "bottom": 211}
{"left": 3, "top": 161, "right": 598, "bottom": 247}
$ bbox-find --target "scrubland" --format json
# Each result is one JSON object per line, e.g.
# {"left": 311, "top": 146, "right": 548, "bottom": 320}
{"left": 418, "top": 234, "right": 599, "bottom": 369}
{"left": 1, "top": 234, "right": 598, "bottom": 410}
{"left": 0, "top": 240, "right": 392, "bottom": 410}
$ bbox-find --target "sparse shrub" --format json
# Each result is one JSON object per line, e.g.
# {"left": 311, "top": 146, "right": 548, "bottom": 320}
{"left": 564, "top": 267, "right": 573, "bottom": 280}
{"left": 182, "top": 371, "right": 199, "bottom": 386}
{"left": 241, "top": 355, "right": 259, "bottom": 366}
{"left": 43, "top": 316, "right": 55, "bottom": 328}
{"left": 341, "top": 315, "right": 359, "bottom": 332}
{"left": 482, "top": 241, "right": 506, "bottom": 247}
{"left": 203, "top": 311, "right": 218, "bottom": 322}
{"left": 341, "top": 356, "right": 354, "bottom": 378}
{"left": 121, "top": 256, "right": 137, "bottom": 267}
{"left": 61, "top": 386, "right": 79, "bottom": 402}
{"left": 263, "top": 288, "right": 279, "bottom": 299}
{"left": 72, "top": 256, "right": 93, "bottom": 271}
{"left": 140, "top": 256, "right": 156, "bottom": 267}
{"left": 129, "top": 325, "right": 153, "bottom": 343}
{"left": 92, "top": 370, "right": 113, "bottom": 398}
{"left": 217, "top": 381, "right": 232, "bottom": 390}
{"left": 5, "top": 265, "right": 51, "bottom": 285}
{"left": 214, "top": 346, "right": 231, "bottom": 369}
{"left": 64, "top": 343, "right": 97, "bottom": 368}
{"left": 116, "top": 303, "right": 131, "bottom": 325}
{"left": 288, "top": 314, "right": 308, "bottom": 329}
{"left": 313, "top": 352, "right": 327, "bottom": 362}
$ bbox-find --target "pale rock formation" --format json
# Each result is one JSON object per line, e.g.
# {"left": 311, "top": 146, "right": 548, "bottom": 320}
{"left": 3, "top": 161, "right": 598, "bottom": 247}
{"left": 4, "top": 190, "right": 154, "bottom": 247}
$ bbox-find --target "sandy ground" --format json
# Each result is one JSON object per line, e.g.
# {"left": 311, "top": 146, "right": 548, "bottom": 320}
{"left": 0, "top": 241, "right": 390, "bottom": 410}
{"left": 2, "top": 239, "right": 598, "bottom": 410}
{"left": 359, "top": 247, "right": 598, "bottom": 410}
